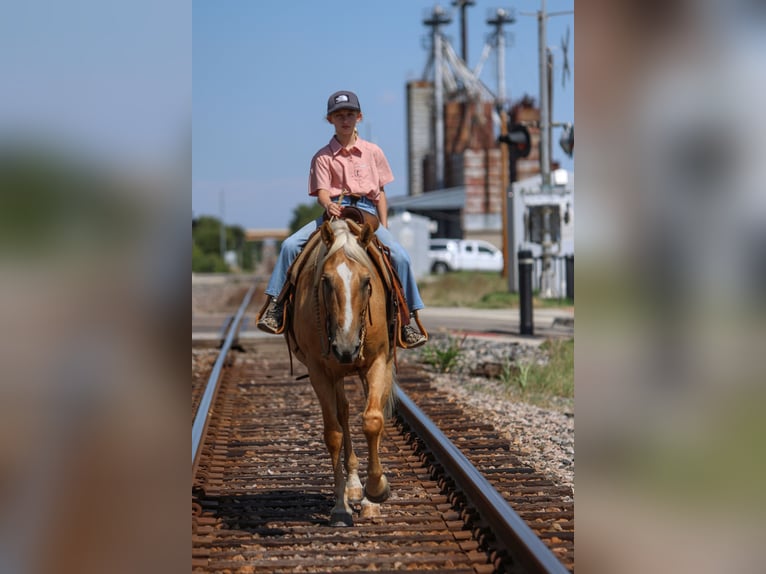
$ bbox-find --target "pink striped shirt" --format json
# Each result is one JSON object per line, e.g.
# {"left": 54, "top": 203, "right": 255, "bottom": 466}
{"left": 308, "top": 136, "right": 394, "bottom": 203}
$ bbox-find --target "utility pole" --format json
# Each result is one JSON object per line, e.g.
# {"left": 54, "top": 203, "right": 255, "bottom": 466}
{"left": 487, "top": 8, "right": 517, "bottom": 291}
{"left": 521, "top": 1, "right": 573, "bottom": 190}
{"left": 547, "top": 47, "right": 555, "bottom": 175}
{"left": 451, "top": 0, "right": 475, "bottom": 62}
{"left": 538, "top": 0, "right": 551, "bottom": 189}
{"left": 519, "top": 2, "right": 573, "bottom": 298}
{"left": 219, "top": 188, "right": 226, "bottom": 261}
{"left": 423, "top": 5, "right": 452, "bottom": 190}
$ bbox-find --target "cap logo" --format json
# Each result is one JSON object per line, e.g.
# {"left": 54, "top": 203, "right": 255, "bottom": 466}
{"left": 335, "top": 94, "right": 349, "bottom": 104}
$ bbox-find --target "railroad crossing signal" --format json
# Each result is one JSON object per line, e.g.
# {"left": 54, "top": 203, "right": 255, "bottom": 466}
{"left": 498, "top": 124, "right": 532, "bottom": 158}
{"left": 559, "top": 122, "right": 574, "bottom": 157}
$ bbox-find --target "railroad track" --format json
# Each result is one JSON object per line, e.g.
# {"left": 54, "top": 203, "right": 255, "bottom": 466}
{"left": 192, "top": 287, "right": 574, "bottom": 573}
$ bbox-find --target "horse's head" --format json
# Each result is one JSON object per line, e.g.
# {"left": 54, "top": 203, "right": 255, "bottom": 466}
{"left": 319, "top": 221, "right": 376, "bottom": 364}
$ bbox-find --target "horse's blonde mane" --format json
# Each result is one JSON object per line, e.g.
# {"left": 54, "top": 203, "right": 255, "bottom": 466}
{"left": 308, "top": 220, "right": 375, "bottom": 288}
{"left": 323, "top": 220, "right": 375, "bottom": 271}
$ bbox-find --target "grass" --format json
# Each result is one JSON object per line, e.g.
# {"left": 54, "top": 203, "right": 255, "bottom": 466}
{"left": 418, "top": 271, "right": 573, "bottom": 309}
{"left": 420, "top": 333, "right": 466, "bottom": 373}
{"left": 415, "top": 333, "right": 574, "bottom": 407}
{"left": 521, "top": 338, "right": 574, "bottom": 402}
{"left": 416, "top": 271, "right": 574, "bottom": 408}
{"left": 493, "top": 338, "right": 574, "bottom": 407}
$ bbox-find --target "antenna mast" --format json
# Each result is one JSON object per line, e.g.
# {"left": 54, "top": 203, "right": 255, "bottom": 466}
{"left": 486, "top": 8, "right": 515, "bottom": 107}
{"left": 451, "top": 0, "right": 475, "bottom": 62}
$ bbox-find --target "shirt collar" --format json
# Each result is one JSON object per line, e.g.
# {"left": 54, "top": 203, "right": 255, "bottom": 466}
{"left": 329, "top": 135, "right": 362, "bottom": 157}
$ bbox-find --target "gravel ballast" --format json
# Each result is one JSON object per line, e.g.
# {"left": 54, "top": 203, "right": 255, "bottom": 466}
{"left": 402, "top": 333, "right": 574, "bottom": 492}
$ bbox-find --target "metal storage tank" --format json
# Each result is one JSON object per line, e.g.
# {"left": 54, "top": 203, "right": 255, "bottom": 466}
{"left": 406, "top": 81, "right": 433, "bottom": 197}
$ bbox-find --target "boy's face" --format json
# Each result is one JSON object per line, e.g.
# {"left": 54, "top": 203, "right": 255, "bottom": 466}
{"left": 328, "top": 110, "right": 361, "bottom": 135}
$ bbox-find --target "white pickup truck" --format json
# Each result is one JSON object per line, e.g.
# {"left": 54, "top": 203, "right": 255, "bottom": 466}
{"left": 428, "top": 239, "right": 504, "bottom": 274}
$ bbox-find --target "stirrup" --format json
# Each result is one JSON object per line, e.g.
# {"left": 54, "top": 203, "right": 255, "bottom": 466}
{"left": 397, "top": 312, "right": 429, "bottom": 349}
{"left": 401, "top": 325, "right": 427, "bottom": 348}
{"left": 256, "top": 298, "right": 285, "bottom": 335}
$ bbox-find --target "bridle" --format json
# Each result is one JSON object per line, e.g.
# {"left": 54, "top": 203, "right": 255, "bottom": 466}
{"left": 317, "top": 252, "right": 373, "bottom": 362}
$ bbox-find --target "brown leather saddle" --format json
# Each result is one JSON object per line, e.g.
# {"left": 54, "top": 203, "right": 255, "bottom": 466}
{"left": 322, "top": 204, "right": 379, "bottom": 231}
{"left": 258, "top": 214, "right": 426, "bottom": 351}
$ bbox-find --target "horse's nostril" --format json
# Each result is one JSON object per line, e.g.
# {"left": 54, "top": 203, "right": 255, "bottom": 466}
{"left": 331, "top": 342, "right": 358, "bottom": 364}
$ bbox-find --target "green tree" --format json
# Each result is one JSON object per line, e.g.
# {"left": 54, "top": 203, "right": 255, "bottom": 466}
{"left": 226, "top": 223, "right": 249, "bottom": 270}
{"left": 0, "top": 146, "right": 139, "bottom": 253}
{"left": 240, "top": 240, "right": 254, "bottom": 271}
{"left": 289, "top": 202, "right": 323, "bottom": 233}
{"left": 192, "top": 215, "right": 252, "bottom": 272}
{"left": 192, "top": 241, "right": 227, "bottom": 272}
{"left": 192, "top": 215, "right": 226, "bottom": 255}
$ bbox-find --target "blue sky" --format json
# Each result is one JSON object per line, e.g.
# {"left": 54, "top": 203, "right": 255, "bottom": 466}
{"left": 193, "top": 0, "right": 574, "bottom": 230}
{"left": 0, "top": 1, "right": 189, "bottom": 170}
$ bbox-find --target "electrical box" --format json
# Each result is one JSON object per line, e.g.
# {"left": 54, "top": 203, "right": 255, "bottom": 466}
{"left": 527, "top": 204, "right": 561, "bottom": 244}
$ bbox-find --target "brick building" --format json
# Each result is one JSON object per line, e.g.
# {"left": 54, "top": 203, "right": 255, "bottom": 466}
{"left": 396, "top": 81, "right": 544, "bottom": 247}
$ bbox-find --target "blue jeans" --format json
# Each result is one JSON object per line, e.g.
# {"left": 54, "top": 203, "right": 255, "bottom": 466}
{"left": 265, "top": 199, "right": 424, "bottom": 313}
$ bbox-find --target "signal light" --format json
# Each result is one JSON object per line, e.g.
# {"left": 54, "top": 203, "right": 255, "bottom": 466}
{"left": 559, "top": 123, "right": 574, "bottom": 157}
{"left": 498, "top": 124, "right": 531, "bottom": 158}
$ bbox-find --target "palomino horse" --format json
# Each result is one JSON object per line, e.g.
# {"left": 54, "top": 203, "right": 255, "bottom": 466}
{"left": 286, "top": 218, "right": 395, "bottom": 527}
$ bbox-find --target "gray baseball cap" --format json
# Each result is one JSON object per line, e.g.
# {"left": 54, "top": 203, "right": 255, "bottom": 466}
{"left": 327, "top": 90, "right": 361, "bottom": 115}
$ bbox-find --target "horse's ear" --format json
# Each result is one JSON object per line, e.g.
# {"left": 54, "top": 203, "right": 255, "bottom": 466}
{"left": 358, "top": 223, "right": 374, "bottom": 248}
{"left": 321, "top": 221, "right": 335, "bottom": 247}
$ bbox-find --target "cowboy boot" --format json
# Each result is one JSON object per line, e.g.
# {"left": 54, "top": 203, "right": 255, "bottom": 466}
{"left": 400, "top": 313, "right": 427, "bottom": 348}
{"left": 256, "top": 297, "right": 284, "bottom": 334}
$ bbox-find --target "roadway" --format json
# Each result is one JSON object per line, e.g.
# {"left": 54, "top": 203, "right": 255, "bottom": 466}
{"left": 193, "top": 305, "right": 574, "bottom": 345}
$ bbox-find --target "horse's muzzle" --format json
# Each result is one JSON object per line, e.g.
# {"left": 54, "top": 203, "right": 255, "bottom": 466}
{"left": 331, "top": 341, "right": 361, "bottom": 364}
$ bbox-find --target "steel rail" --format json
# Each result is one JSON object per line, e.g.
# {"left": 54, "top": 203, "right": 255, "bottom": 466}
{"left": 395, "top": 387, "right": 569, "bottom": 574}
{"left": 192, "top": 282, "right": 257, "bottom": 475}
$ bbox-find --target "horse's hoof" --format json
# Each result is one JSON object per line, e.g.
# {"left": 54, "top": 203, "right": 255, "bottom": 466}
{"left": 360, "top": 499, "right": 381, "bottom": 519}
{"left": 329, "top": 510, "right": 354, "bottom": 527}
{"left": 347, "top": 487, "right": 364, "bottom": 505}
{"left": 364, "top": 481, "right": 390, "bottom": 504}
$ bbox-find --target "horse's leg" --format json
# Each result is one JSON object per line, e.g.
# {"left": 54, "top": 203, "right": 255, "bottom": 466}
{"left": 336, "top": 384, "right": 363, "bottom": 504}
{"left": 361, "top": 358, "right": 393, "bottom": 503}
{"left": 312, "top": 372, "right": 354, "bottom": 526}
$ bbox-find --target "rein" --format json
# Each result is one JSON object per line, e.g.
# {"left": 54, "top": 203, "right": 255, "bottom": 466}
{"left": 286, "top": 218, "right": 400, "bottom": 376}
{"left": 325, "top": 190, "right": 380, "bottom": 231}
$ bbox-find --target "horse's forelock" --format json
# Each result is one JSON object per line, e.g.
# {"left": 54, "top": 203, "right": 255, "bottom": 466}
{"left": 326, "top": 222, "right": 373, "bottom": 271}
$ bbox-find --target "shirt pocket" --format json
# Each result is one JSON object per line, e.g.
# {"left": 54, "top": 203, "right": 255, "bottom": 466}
{"left": 353, "top": 162, "right": 370, "bottom": 180}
